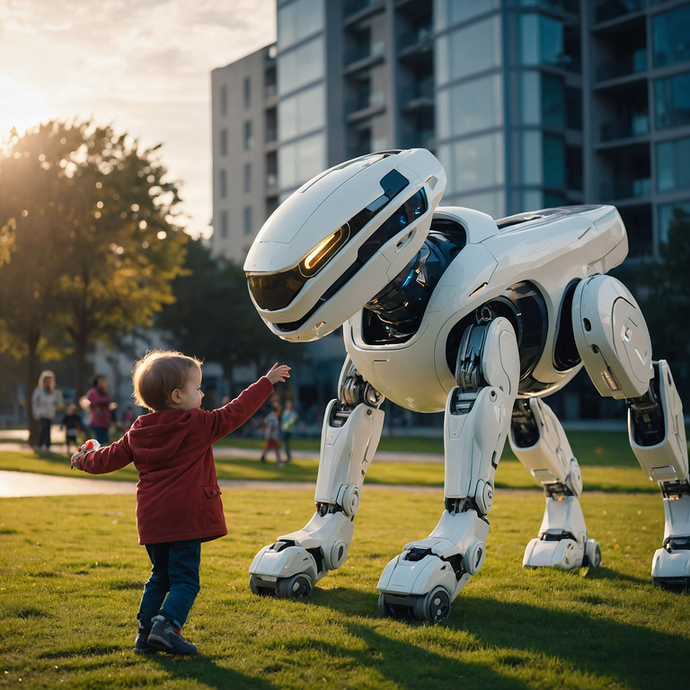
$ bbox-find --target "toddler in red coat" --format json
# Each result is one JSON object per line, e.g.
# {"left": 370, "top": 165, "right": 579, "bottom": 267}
{"left": 71, "top": 349, "right": 290, "bottom": 655}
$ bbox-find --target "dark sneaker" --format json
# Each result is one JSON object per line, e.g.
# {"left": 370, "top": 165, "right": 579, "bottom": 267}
{"left": 147, "top": 615, "right": 197, "bottom": 655}
{"left": 134, "top": 630, "right": 155, "bottom": 654}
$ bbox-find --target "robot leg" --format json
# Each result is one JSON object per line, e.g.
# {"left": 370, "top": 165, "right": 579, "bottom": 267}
{"left": 378, "top": 316, "right": 520, "bottom": 622}
{"left": 573, "top": 274, "right": 690, "bottom": 585}
{"left": 249, "top": 358, "right": 385, "bottom": 598}
{"left": 510, "top": 398, "right": 601, "bottom": 569}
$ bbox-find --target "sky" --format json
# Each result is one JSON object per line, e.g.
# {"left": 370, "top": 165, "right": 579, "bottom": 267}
{"left": 0, "top": 0, "right": 276, "bottom": 238}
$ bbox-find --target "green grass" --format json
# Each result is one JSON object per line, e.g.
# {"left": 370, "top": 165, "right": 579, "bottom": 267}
{"left": 1, "top": 489, "right": 687, "bottom": 688}
{"left": 0, "top": 446, "right": 660, "bottom": 493}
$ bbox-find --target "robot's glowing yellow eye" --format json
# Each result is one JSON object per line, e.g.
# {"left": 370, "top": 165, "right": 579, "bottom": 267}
{"left": 300, "top": 224, "right": 349, "bottom": 276}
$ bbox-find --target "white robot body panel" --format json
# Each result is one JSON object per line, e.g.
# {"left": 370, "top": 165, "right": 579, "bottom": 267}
{"left": 345, "top": 204, "right": 627, "bottom": 413}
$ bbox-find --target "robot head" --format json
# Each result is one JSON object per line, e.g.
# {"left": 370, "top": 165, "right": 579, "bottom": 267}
{"left": 244, "top": 148, "right": 446, "bottom": 341}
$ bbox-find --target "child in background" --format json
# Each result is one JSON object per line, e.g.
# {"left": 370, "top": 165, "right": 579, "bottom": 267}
{"left": 71, "top": 349, "right": 290, "bottom": 656}
{"left": 61, "top": 403, "right": 83, "bottom": 454}
{"left": 280, "top": 399, "right": 298, "bottom": 463}
{"left": 260, "top": 402, "right": 282, "bottom": 465}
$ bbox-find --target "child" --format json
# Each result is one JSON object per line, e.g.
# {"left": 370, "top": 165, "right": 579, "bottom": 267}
{"left": 260, "top": 402, "right": 282, "bottom": 465}
{"left": 280, "top": 399, "right": 298, "bottom": 463}
{"left": 71, "top": 349, "right": 290, "bottom": 656}
{"left": 61, "top": 402, "right": 83, "bottom": 454}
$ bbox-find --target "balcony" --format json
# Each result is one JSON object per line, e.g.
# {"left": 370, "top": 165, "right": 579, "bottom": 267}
{"left": 346, "top": 91, "right": 386, "bottom": 122}
{"left": 600, "top": 177, "right": 651, "bottom": 200}
{"left": 399, "top": 78, "right": 434, "bottom": 112}
{"left": 594, "top": 0, "right": 644, "bottom": 25}
{"left": 596, "top": 48, "right": 646, "bottom": 82}
{"left": 344, "top": 40, "right": 385, "bottom": 71}
{"left": 343, "top": 0, "right": 384, "bottom": 21}
{"left": 600, "top": 113, "right": 648, "bottom": 142}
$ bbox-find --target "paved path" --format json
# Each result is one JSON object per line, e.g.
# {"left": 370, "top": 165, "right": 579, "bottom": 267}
{"left": 0, "top": 470, "right": 443, "bottom": 498}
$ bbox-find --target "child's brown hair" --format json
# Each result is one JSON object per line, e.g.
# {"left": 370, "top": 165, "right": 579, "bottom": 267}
{"left": 132, "top": 350, "right": 202, "bottom": 412}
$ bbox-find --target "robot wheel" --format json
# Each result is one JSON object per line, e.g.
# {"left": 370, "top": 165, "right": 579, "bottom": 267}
{"left": 378, "top": 586, "right": 452, "bottom": 624}
{"left": 249, "top": 574, "right": 276, "bottom": 597}
{"left": 277, "top": 573, "right": 314, "bottom": 599}
{"left": 652, "top": 576, "right": 690, "bottom": 590}
{"left": 582, "top": 539, "right": 602, "bottom": 568}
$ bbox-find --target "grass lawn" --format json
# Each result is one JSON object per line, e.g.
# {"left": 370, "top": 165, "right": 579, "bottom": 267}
{"left": 1, "top": 488, "right": 687, "bottom": 689}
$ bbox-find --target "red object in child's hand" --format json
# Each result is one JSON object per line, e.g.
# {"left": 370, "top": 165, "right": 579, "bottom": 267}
{"left": 82, "top": 439, "right": 101, "bottom": 452}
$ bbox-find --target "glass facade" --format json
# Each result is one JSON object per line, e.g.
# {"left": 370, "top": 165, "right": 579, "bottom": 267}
{"left": 434, "top": 0, "right": 499, "bottom": 30}
{"left": 519, "top": 14, "right": 566, "bottom": 68}
{"left": 453, "top": 189, "right": 506, "bottom": 219}
{"left": 655, "top": 71, "right": 690, "bottom": 130}
{"left": 520, "top": 71, "right": 566, "bottom": 127}
{"left": 436, "top": 16, "right": 502, "bottom": 86}
{"left": 656, "top": 135, "right": 690, "bottom": 193}
{"left": 520, "top": 131, "right": 566, "bottom": 187}
{"left": 279, "top": 84, "right": 325, "bottom": 141}
{"left": 278, "top": 36, "right": 325, "bottom": 95}
{"left": 653, "top": 4, "right": 690, "bottom": 68}
{"left": 278, "top": 0, "right": 324, "bottom": 51}
{"left": 278, "top": 132, "right": 326, "bottom": 189}
{"left": 438, "top": 133, "right": 504, "bottom": 195}
{"left": 437, "top": 74, "right": 503, "bottom": 139}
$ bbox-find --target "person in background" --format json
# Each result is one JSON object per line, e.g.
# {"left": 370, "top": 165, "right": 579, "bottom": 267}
{"left": 280, "top": 398, "right": 298, "bottom": 464}
{"left": 61, "top": 402, "right": 83, "bottom": 454}
{"left": 31, "top": 370, "right": 64, "bottom": 452}
{"left": 261, "top": 401, "right": 283, "bottom": 465}
{"left": 122, "top": 406, "right": 137, "bottom": 430}
{"left": 86, "top": 374, "right": 116, "bottom": 446}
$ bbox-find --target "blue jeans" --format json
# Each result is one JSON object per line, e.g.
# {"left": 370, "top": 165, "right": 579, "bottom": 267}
{"left": 92, "top": 426, "right": 109, "bottom": 446}
{"left": 38, "top": 419, "right": 52, "bottom": 449}
{"left": 137, "top": 540, "right": 201, "bottom": 632}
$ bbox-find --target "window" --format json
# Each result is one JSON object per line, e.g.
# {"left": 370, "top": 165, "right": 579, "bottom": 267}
{"left": 520, "top": 72, "right": 565, "bottom": 128}
{"left": 278, "top": 36, "right": 325, "bottom": 95}
{"left": 653, "top": 4, "right": 690, "bottom": 68}
{"left": 279, "top": 84, "right": 325, "bottom": 141}
{"left": 219, "top": 129, "right": 227, "bottom": 156}
{"left": 520, "top": 132, "right": 566, "bottom": 187}
{"left": 220, "top": 210, "right": 228, "bottom": 239}
{"left": 278, "top": 132, "right": 326, "bottom": 189}
{"left": 219, "top": 85, "right": 227, "bottom": 117}
{"left": 219, "top": 169, "right": 227, "bottom": 198}
{"left": 278, "top": 0, "right": 324, "bottom": 51}
{"left": 655, "top": 72, "right": 690, "bottom": 130}
{"left": 244, "top": 76, "right": 251, "bottom": 109}
{"left": 519, "top": 14, "right": 566, "bottom": 68}
{"left": 436, "top": 17, "right": 501, "bottom": 86}
{"left": 244, "top": 163, "right": 252, "bottom": 193}
{"left": 244, "top": 206, "right": 253, "bottom": 236}
{"left": 437, "top": 132, "right": 504, "bottom": 195}
{"left": 656, "top": 136, "right": 690, "bottom": 192}
{"left": 435, "top": 0, "right": 499, "bottom": 31}
{"left": 244, "top": 121, "right": 254, "bottom": 150}
{"left": 543, "top": 134, "right": 566, "bottom": 187}
{"left": 437, "top": 74, "right": 503, "bottom": 140}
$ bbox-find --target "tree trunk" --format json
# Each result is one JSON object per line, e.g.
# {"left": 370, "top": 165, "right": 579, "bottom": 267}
{"left": 74, "top": 331, "right": 88, "bottom": 399}
{"left": 26, "top": 327, "right": 40, "bottom": 448}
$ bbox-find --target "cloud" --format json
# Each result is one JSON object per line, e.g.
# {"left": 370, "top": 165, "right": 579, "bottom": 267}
{"left": 0, "top": 0, "right": 276, "bottom": 237}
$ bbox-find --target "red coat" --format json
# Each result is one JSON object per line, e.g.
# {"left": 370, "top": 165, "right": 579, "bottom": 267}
{"left": 79, "top": 377, "right": 273, "bottom": 544}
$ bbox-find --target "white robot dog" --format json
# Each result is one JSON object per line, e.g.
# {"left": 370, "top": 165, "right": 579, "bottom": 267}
{"left": 244, "top": 148, "right": 690, "bottom": 623}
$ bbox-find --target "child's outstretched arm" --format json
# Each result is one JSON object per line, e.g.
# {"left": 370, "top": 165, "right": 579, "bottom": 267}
{"left": 266, "top": 363, "right": 291, "bottom": 384}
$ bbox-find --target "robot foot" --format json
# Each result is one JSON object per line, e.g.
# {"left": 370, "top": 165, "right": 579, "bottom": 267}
{"left": 248, "top": 510, "right": 354, "bottom": 599}
{"left": 377, "top": 510, "right": 489, "bottom": 623}
{"left": 523, "top": 537, "right": 601, "bottom": 570}
{"left": 651, "top": 540, "right": 690, "bottom": 589}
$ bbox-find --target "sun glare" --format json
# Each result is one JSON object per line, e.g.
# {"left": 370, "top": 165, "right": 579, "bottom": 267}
{"left": 0, "top": 74, "right": 53, "bottom": 140}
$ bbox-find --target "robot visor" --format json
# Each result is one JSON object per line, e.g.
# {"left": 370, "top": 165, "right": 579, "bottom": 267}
{"left": 247, "top": 224, "right": 350, "bottom": 311}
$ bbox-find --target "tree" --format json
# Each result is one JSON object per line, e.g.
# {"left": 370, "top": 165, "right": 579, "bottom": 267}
{"left": 0, "top": 121, "right": 187, "bottom": 441}
{"left": 157, "top": 238, "right": 297, "bottom": 395}
{"left": 619, "top": 206, "right": 690, "bottom": 401}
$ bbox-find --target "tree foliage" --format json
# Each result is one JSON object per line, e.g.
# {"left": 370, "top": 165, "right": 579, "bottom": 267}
{"left": 0, "top": 120, "right": 188, "bottom": 437}
{"left": 157, "top": 238, "right": 297, "bottom": 391}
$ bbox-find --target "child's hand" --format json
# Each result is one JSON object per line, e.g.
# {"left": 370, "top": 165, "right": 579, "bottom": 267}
{"left": 70, "top": 439, "right": 100, "bottom": 471}
{"left": 266, "top": 363, "right": 291, "bottom": 384}
{"left": 70, "top": 450, "right": 85, "bottom": 470}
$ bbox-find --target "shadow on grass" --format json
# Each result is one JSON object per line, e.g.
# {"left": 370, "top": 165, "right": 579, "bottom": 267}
{"left": 304, "top": 584, "right": 687, "bottom": 689}
{"left": 147, "top": 653, "right": 274, "bottom": 690}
